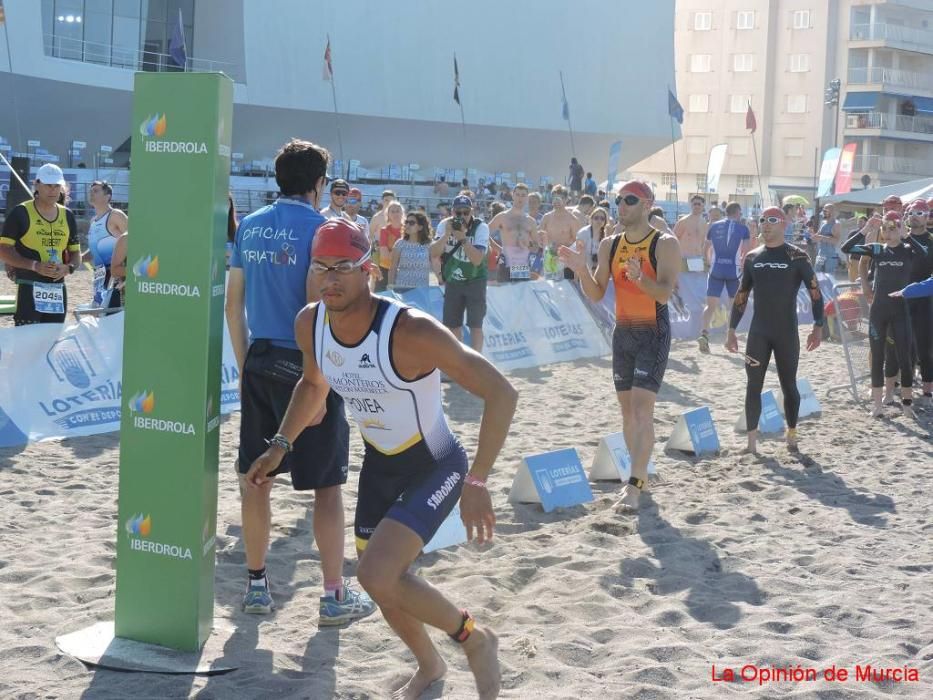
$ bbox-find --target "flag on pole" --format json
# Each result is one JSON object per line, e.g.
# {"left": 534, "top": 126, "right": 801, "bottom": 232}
{"left": 667, "top": 89, "right": 684, "bottom": 125}
{"left": 453, "top": 55, "right": 460, "bottom": 105}
{"left": 168, "top": 8, "right": 187, "bottom": 69}
{"left": 322, "top": 36, "right": 333, "bottom": 81}
{"left": 561, "top": 83, "right": 570, "bottom": 121}
{"left": 746, "top": 103, "right": 757, "bottom": 133}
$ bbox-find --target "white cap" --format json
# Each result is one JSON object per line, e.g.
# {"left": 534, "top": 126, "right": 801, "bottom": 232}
{"left": 36, "top": 163, "right": 66, "bottom": 186}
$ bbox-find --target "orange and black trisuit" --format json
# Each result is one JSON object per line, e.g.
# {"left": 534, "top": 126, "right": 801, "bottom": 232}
{"left": 608, "top": 228, "right": 671, "bottom": 393}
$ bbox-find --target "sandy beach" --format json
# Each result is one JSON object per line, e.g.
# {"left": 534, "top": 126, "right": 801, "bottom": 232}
{"left": 1, "top": 269, "right": 931, "bottom": 699}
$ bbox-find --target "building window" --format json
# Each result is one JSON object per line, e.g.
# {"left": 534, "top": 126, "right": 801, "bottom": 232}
{"left": 730, "top": 138, "right": 750, "bottom": 156}
{"left": 689, "top": 94, "right": 710, "bottom": 113}
{"left": 785, "top": 138, "right": 805, "bottom": 157}
{"left": 696, "top": 174, "right": 709, "bottom": 190}
{"left": 694, "top": 12, "right": 712, "bottom": 31}
{"left": 737, "top": 11, "right": 755, "bottom": 29}
{"left": 688, "top": 138, "right": 708, "bottom": 155}
{"left": 787, "top": 94, "right": 808, "bottom": 113}
{"left": 792, "top": 9, "right": 811, "bottom": 29}
{"left": 661, "top": 173, "right": 676, "bottom": 186}
{"left": 730, "top": 95, "right": 751, "bottom": 113}
{"left": 734, "top": 54, "right": 754, "bottom": 72}
{"left": 690, "top": 54, "right": 712, "bottom": 72}
{"left": 737, "top": 174, "right": 754, "bottom": 188}
{"left": 789, "top": 54, "right": 810, "bottom": 72}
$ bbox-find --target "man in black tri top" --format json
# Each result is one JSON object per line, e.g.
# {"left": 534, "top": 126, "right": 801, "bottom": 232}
{"left": 726, "top": 207, "right": 824, "bottom": 453}
{"left": 247, "top": 219, "right": 516, "bottom": 700}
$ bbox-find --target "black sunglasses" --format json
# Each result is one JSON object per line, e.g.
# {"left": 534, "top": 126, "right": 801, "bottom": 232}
{"left": 616, "top": 194, "right": 641, "bottom": 206}
{"left": 405, "top": 219, "right": 418, "bottom": 225}
{"left": 331, "top": 190, "right": 348, "bottom": 196}
{"left": 759, "top": 216, "right": 782, "bottom": 224}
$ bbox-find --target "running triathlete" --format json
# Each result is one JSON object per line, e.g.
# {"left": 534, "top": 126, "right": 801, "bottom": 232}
{"left": 561, "top": 181, "right": 681, "bottom": 512}
{"left": 247, "top": 219, "right": 516, "bottom": 700}
{"left": 725, "top": 207, "right": 823, "bottom": 453}
{"left": 0, "top": 164, "right": 80, "bottom": 325}
{"left": 849, "top": 212, "right": 924, "bottom": 418}
{"left": 902, "top": 199, "right": 933, "bottom": 401}
{"left": 698, "top": 202, "right": 751, "bottom": 353}
{"left": 85, "top": 180, "right": 128, "bottom": 309}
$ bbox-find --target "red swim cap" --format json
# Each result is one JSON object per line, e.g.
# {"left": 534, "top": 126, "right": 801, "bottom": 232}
{"left": 617, "top": 180, "right": 655, "bottom": 202}
{"left": 883, "top": 211, "right": 902, "bottom": 224}
{"left": 882, "top": 195, "right": 903, "bottom": 212}
{"left": 312, "top": 219, "right": 372, "bottom": 268}
{"left": 759, "top": 206, "right": 785, "bottom": 221}
{"left": 905, "top": 198, "right": 929, "bottom": 213}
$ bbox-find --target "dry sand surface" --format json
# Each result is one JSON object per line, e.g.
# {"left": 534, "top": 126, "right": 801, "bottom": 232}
{"left": 1, "top": 269, "right": 932, "bottom": 699}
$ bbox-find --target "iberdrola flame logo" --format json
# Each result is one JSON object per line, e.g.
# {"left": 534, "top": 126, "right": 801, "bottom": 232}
{"left": 128, "top": 390, "right": 155, "bottom": 414}
{"left": 139, "top": 114, "right": 167, "bottom": 138}
{"left": 132, "top": 255, "right": 159, "bottom": 279}
{"left": 125, "top": 513, "right": 152, "bottom": 538}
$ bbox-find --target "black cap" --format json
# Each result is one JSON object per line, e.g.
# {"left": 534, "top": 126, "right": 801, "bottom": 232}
{"left": 330, "top": 178, "right": 350, "bottom": 192}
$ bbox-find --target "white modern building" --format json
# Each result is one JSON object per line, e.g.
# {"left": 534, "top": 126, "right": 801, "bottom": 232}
{"left": 0, "top": 0, "right": 676, "bottom": 189}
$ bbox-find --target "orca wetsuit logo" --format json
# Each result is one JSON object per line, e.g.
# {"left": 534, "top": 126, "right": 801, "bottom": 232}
{"left": 754, "top": 262, "right": 789, "bottom": 269}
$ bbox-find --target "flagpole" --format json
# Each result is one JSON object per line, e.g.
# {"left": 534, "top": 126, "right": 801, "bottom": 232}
{"left": 326, "top": 34, "right": 346, "bottom": 177}
{"left": 559, "top": 71, "right": 577, "bottom": 158}
{"left": 454, "top": 53, "right": 467, "bottom": 178}
{"left": 669, "top": 116, "right": 680, "bottom": 219}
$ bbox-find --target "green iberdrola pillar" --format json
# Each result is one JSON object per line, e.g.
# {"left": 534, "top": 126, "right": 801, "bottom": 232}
{"left": 115, "top": 72, "right": 233, "bottom": 651}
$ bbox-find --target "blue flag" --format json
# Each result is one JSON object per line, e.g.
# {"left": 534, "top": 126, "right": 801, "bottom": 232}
{"left": 668, "top": 88, "right": 684, "bottom": 124}
{"left": 169, "top": 9, "right": 187, "bottom": 69}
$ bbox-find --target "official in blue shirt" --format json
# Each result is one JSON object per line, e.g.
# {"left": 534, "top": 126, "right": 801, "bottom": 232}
{"left": 225, "top": 138, "right": 374, "bottom": 624}
{"left": 698, "top": 201, "right": 752, "bottom": 353}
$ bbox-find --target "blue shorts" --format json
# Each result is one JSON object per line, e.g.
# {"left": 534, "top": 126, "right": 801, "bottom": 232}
{"left": 706, "top": 275, "right": 739, "bottom": 299}
{"left": 355, "top": 440, "right": 468, "bottom": 549}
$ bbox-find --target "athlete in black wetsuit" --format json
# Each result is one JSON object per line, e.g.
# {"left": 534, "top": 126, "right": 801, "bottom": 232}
{"left": 726, "top": 207, "right": 823, "bottom": 453}
{"left": 850, "top": 211, "right": 924, "bottom": 417}
{"left": 903, "top": 200, "right": 933, "bottom": 399}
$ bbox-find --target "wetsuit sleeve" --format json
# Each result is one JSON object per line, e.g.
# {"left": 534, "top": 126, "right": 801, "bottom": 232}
{"left": 797, "top": 254, "right": 824, "bottom": 326}
{"left": 846, "top": 242, "right": 880, "bottom": 257}
{"left": 902, "top": 277, "right": 933, "bottom": 299}
{"left": 729, "top": 254, "right": 754, "bottom": 329}
{"left": 840, "top": 228, "right": 865, "bottom": 254}
{"left": 0, "top": 205, "right": 29, "bottom": 246}
{"left": 66, "top": 209, "right": 81, "bottom": 258}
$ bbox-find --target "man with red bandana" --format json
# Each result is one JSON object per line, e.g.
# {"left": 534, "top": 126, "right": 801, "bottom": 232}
{"left": 561, "top": 180, "right": 681, "bottom": 512}
{"left": 726, "top": 206, "right": 823, "bottom": 453}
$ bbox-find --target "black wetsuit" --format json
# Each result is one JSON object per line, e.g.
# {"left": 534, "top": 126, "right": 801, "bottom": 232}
{"left": 730, "top": 244, "right": 824, "bottom": 431}
{"left": 904, "top": 231, "right": 933, "bottom": 386}
{"left": 848, "top": 242, "right": 920, "bottom": 388}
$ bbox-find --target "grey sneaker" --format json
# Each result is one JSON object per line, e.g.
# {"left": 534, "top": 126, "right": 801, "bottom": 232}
{"left": 319, "top": 583, "right": 377, "bottom": 626}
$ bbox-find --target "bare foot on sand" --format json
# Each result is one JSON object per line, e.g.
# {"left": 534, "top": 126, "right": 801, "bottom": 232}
{"left": 612, "top": 484, "right": 642, "bottom": 513}
{"left": 462, "top": 626, "right": 500, "bottom": 699}
{"left": 392, "top": 656, "right": 447, "bottom": 700}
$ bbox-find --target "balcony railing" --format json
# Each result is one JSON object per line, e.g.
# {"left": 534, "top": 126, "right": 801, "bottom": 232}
{"left": 851, "top": 154, "right": 931, "bottom": 175}
{"left": 845, "top": 111, "right": 933, "bottom": 135}
{"left": 848, "top": 66, "right": 933, "bottom": 93}
{"left": 43, "top": 34, "right": 241, "bottom": 80}
{"left": 850, "top": 23, "right": 933, "bottom": 52}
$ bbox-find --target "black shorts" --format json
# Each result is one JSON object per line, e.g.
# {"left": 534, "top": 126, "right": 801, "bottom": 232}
{"left": 237, "top": 340, "right": 349, "bottom": 491}
{"left": 612, "top": 319, "right": 671, "bottom": 393}
{"left": 14, "top": 281, "right": 67, "bottom": 326}
{"left": 563, "top": 267, "right": 575, "bottom": 281}
{"left": 443, "top": 278, "right": 487, "bottom": 329}
{"left": 354, "top": 440, "right": 468, "bottom": 550}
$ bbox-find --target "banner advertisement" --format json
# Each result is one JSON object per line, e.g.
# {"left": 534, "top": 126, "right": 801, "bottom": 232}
{"left": 833, "top": 143, "right": 858, "bottom": 195}
{"left": 114, "top": 73, "right": 233, "bottom": 651}
{"left": 706, "top": 143, "right": 728, "bottom": 194}
{"left": 816, "top": 147, "right": 842, "bottom": 199}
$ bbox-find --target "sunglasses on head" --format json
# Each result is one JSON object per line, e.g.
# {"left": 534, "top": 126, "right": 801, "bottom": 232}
{"left": 617, "top": 194, "right": 641, "bottom": 206}
{"left": 759, "top": 216, "right": 783, "bottom": 224}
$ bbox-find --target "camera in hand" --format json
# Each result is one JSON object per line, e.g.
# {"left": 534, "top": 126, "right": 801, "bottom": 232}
{"left": 452, "top": 216, "right": 464, "bottom": 231}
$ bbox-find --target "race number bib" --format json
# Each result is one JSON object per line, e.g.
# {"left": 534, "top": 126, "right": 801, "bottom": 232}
{"left": 510, "top": 265, "right": 530, "bottom": 280}
{"left": 686, "top": 256, "right": 705, "bottom": 272}
{"left": 92, "top": 265, "right": 107, "bottom": 306}
{"left": 33, "top": 282, "right": 65, "bottom": 314}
